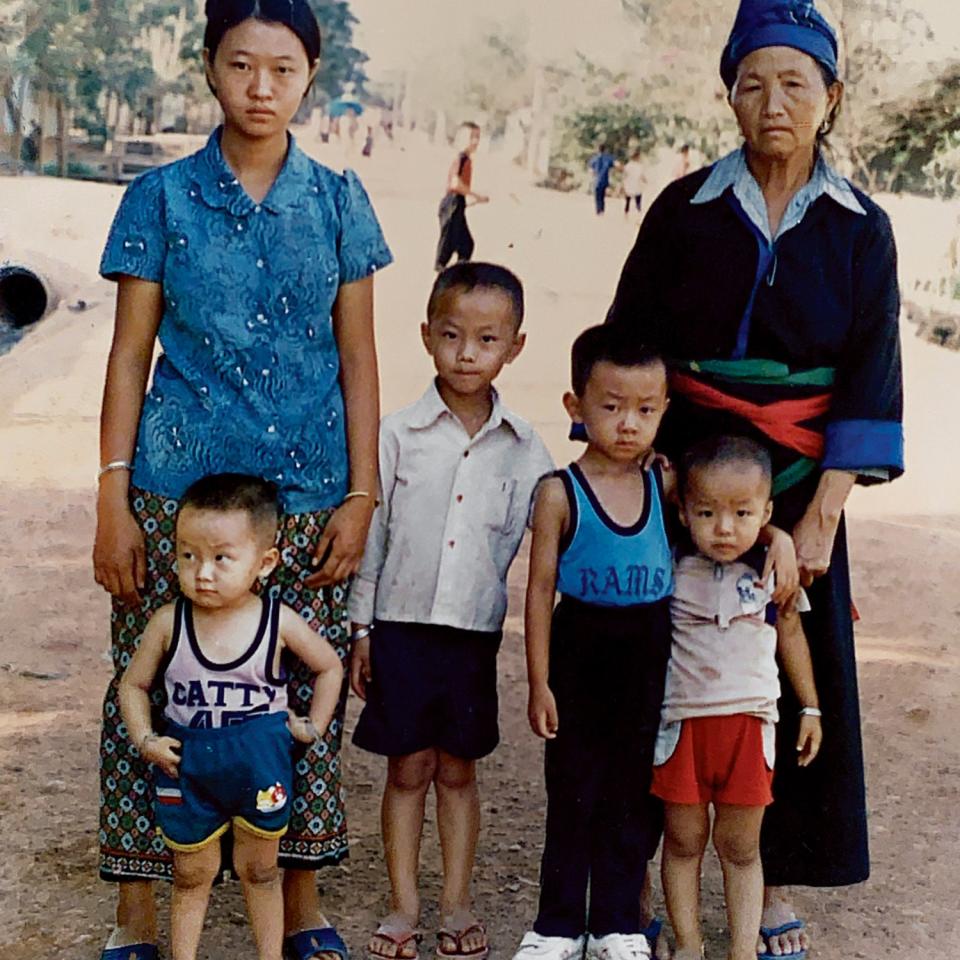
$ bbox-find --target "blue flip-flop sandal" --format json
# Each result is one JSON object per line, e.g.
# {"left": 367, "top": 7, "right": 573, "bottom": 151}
{"left": 758, "top": 919, "right": 806, "bottom": 960}
{"left": 100, "top": 944, "right": 158, "bottom": 960}
{"left": 285, "top": 926, "right": 350, "bottom": 960}
{"left": 639, "top": 918, "right": 663, "bottom": 956}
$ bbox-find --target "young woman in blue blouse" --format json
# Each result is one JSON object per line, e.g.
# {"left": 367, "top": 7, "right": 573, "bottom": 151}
{"left": 92, "top": 3, "right": 391, "bottom": 958}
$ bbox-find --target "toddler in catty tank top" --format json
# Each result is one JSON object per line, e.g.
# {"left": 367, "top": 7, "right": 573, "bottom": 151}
{"left": 119, "top": 473, "right": 343, "bottom": 960}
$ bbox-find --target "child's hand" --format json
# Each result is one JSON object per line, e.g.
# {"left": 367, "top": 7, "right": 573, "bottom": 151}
{"left": 287, "top": 714, "right": 325, "bottom": 745}
{"left": 528, "top": 683, "right": 559, "bottom": 739}
{"left": 141, "top": 735, "right": 181, "bottom": 779}
{"left": 306, "top": 497, "right": 374, "bottom": 587}
{"left": 350, "top": 632, "right": 372, "bottom": 700}
{"left": 762, "top": 526, "right": 800, "bottom": 607}
{"left": 796, "top": 715, "right": 822, "bottom": 766}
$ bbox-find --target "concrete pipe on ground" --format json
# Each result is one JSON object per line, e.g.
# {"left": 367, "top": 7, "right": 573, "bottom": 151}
{"left": 0, "top": 263, "right": 58, "bottom": 328}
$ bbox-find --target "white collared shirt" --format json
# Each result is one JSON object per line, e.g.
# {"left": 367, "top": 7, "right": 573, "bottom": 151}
{"left": 347, "top": 381, "right": 554, "bottom": 632}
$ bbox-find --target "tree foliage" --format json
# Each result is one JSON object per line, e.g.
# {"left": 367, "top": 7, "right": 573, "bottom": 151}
{"left": 2, "top": 0, "right": 369, "bottom": 171}
{"left": 859, "top": 62, "right": 960, "bottom": 197}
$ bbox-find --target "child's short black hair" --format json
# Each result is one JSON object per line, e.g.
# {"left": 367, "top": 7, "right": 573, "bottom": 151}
{"left": 204, "top": 0, "right": 322, "bottom": 66}
{"left": 678, "top": 435, "right": 773, "bottom": 499}
{"left": 179, "top": 473, "right": 280, "bottom": 543}
{"left": 570, "top": 323, "right": 665, "bottom": 396}
{"left": 427, "top": 262, "right": 524, "bottom": 330}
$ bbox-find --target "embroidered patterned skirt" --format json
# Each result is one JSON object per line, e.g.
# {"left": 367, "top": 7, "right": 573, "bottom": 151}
{"left": 99, "top": 487, "right": 351, "bottom": 882}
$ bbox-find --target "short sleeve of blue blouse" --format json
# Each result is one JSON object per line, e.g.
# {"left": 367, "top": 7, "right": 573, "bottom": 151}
{"left": 98, "top": 130, "right": 393, "bottom": 514}
{"left": 100, "top": 168, "right": 167, "bottom": 282}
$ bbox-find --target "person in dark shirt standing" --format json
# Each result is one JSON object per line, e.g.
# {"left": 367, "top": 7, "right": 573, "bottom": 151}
{"left": 588, "top": 143, "right": 617, "bottom": 215}
{"left": 435, "top": 121, "right": 489, "bottom": 271}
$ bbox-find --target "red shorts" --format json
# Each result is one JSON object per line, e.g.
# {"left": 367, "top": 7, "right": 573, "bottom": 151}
{"left": 651, "top": 714, "right": 774, "bottom": 807}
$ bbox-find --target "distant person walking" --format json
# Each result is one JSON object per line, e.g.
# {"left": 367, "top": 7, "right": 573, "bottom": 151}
{"left": 622, "top": 149, "right": 647, "bottom": 217}
{"left": 435, "top": 122, "right": 489, "bottom": 271}
{"left": 588, "top": 143, "right": 617, "bottom": 215}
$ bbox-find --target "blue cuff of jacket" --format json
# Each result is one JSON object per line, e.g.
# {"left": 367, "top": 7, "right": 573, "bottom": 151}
{"left": 822, "top": 419, "right": 903, "bottom": 478}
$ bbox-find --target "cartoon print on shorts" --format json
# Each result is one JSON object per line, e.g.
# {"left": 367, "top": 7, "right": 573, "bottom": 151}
{"left": 256, "top": 782, "right": 288, "bottom": 813}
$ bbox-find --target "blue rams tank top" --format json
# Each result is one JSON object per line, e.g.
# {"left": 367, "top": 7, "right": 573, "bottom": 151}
{"left": 163, "top": 595, "right": 288, "bottom": 729}
{"left": 555, "top": 462, "right": 673, "bottom": 607}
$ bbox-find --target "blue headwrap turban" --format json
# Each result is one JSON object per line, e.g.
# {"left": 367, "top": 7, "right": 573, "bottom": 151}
{"left": 720, "top": 0, "right": 838, "bottom": 90}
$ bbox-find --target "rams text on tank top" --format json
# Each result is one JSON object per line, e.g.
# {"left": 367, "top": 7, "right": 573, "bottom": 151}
{"left": 163, "top": 596, "right": 289, "bottom": 728}
{"left": 555, "top": 462, "right": 673, "bottom": 606}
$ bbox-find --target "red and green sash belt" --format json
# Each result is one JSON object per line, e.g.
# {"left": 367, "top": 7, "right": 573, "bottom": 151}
{"left": 671, "top": 359, "right": 836, "bottom": 496}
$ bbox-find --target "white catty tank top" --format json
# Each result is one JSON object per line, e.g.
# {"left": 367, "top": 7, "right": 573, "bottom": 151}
{"left": 162, "top": 595, "right": 288, "bottom": 728}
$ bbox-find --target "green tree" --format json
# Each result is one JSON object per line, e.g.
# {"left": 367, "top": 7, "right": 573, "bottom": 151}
{"left": 859, "top": 62, "right": 960, "bottom": 197}
{"left": 308, "top": 0, "right": 368, "bottom": 103}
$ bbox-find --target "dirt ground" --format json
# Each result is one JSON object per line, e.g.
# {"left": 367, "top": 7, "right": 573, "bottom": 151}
{"left": 1, "top": 131, "right": 959, "bottom": 959}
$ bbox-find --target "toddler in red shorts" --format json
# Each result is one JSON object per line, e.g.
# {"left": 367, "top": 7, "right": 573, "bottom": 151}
{"left": 651, "top": 435, "right": 822, "bottom": 960}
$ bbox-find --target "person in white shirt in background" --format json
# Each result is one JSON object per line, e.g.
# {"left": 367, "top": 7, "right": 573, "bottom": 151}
{"left": 348, "top": 262, "right": 554, "bottom": 960}
{"left": 622, "top": 149, "right": 648, "bottom": 220}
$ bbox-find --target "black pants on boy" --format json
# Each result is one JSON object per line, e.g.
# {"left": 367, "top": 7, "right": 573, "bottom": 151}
{"left": 533, "top": 596, "right": 671, "bottom": 939}
{"left": 435, "top": 193, "right": 474, "bottom": 270}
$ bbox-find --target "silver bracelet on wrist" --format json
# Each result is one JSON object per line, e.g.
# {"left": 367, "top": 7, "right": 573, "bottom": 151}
{"left": 798, "top": 706, "right": 822, "bottom": 718}
{"left": 98, "top": 459, "right": 133, "bottom": 480}
{"left": 352, "top": 625, "right": 373, "bottom": 641}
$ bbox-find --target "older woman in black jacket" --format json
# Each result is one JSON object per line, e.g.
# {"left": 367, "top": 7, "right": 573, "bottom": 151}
{"left": 608, "top": 1, "right": 903, "bottom": 956}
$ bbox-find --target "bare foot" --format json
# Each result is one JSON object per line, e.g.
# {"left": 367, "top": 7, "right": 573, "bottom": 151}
{"left": 368, "top": 913, "right": 423, "bottom": 960}
{"left": 758, "top": 888, "right": 808, "bottom": 957}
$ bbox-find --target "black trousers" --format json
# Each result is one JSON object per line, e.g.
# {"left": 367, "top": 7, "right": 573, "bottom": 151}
{"left": 534, "top": 597, "right": 671, "bottom": 938}
{"left": 435, "top": 193, "right": 474, "bottom": 270}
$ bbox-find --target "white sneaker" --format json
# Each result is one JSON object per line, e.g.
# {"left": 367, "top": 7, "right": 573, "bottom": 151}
{"left": 512, "top": 932, "right": 586, "bottom": 960}
{"left": 584, "top": 933, "right": 651, "bottom": 960}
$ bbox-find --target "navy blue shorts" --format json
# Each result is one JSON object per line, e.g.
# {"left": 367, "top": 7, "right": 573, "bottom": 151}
{"left": 154, "top": 712, "right": 293, "bottom": 851}
{"left": 352, "top": 620, "right": 502, "bottom": 760}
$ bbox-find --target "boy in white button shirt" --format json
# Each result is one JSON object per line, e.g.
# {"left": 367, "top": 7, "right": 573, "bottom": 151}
{"left": 348, "top": 262, "right": 553, "bottom": 960}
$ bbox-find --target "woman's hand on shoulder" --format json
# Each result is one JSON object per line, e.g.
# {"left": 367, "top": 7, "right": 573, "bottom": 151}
{"left": 93, "top": 489, "right": 146, "bottom": 605}
{"left": 760, "top": 524, "right": 800, "bottom": 606}
{"left": 305, "top": 496, "right": 375, "bottom": 587}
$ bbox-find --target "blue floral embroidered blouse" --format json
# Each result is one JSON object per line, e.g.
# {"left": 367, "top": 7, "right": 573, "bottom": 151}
{"left": 100, "top": 128, "right": 393, "bottom": 513}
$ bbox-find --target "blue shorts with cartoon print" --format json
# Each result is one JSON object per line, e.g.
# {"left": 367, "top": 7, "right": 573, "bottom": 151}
{"left": 154, "top": 712, "right": 293, "bottom": 851}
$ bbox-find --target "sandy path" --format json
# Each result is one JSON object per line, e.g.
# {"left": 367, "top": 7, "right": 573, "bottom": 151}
{"left": 1, "top": 134, "right": 958, "bottom": 958}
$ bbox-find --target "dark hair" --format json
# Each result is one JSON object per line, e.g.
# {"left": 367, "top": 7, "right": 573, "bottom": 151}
{"left": 427, "top": 262, "right": 524, "bottom": 330}
{"left": 678, "top": 435, "right": 772, "bottom": 499}
{"left": 570, "top": 323, "right": 665, "bottom": 396}
{"left": 815, "top": 61, "right": 842, "bottom": 142}
{"left": 204, "top": 0, "right": 322, "bottom": 66}
{"left": 179, "top": 473, "right": 280, "bottom": 542}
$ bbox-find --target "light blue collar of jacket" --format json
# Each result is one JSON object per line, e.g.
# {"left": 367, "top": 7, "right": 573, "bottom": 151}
{"left": 691, "top": 146, "right": 865, "bottom": 243}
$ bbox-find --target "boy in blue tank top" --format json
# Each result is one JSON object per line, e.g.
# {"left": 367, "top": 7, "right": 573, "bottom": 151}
{"left": 119, "top": 474, "right": 343, "bottom": 960}
{"left": 513, "top": 325, "right": 673, "bottom": 960}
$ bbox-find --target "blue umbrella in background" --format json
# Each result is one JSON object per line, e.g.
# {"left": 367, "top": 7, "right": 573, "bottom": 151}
{"left": 328, "top": 98, "right": 364, "bottom": 118}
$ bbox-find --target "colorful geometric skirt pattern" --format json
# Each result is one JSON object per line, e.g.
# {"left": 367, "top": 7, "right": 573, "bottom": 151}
{"left": 99, "top": 487, "right": 351, "bottom": 882}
